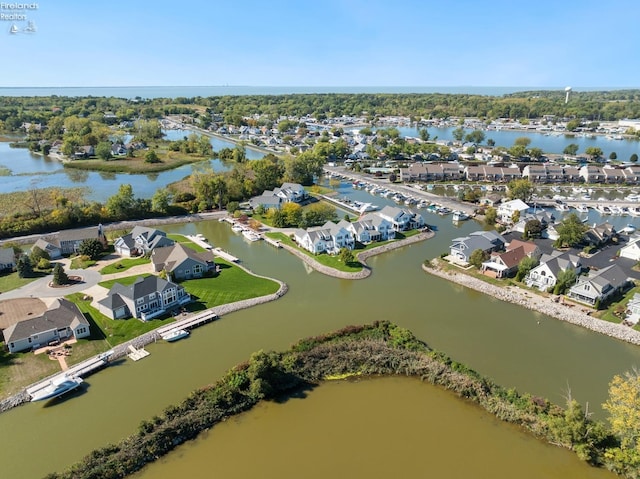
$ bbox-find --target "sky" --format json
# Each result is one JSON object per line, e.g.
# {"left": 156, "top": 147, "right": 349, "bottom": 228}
{"left": 2, "top": 0, "right": 640, "bottom": 88}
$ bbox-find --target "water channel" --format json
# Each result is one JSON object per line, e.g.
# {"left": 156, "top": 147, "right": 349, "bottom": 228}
{"left": 1, "top": 205, "right": 639, "bottom": 477}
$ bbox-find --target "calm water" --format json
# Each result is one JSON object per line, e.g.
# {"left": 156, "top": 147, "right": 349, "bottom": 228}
{"left": 134, "top": 377, "right": 616, "bottom": 479}
{"left": 1, "top": 215, "right": 639, "bottom": 478}
{"left": 0, "top": 86, "right": 609, "bottom": 98}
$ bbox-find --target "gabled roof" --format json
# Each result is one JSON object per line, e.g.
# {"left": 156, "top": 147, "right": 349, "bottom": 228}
{"left": 0, "top": 247, "right": 14, "bottom": 265}
{"left": 104, "top": 275, "right": 178, "bottom": 303}
{"left": 491, "top": 245, "right": 527, "bottom": 269}
{"left": 151, "top": 243, "right": 214, "bottom": 273}
{"left": 537, "top": 251, "right": 581, "bottom": 276}
{"left": 506, "top": 239, "right": 539, "bottom": 256}
{"left": 33, "top": 238, "right": 60, "bottom": 253}
{"left": 587, "top": 264, "right": 630, "bottom": 292}
{"left": 2, "top": 298, "right": 88, "bottom": 344}
{"left": 56, "top": 225, "right": 103, "bottom": 244}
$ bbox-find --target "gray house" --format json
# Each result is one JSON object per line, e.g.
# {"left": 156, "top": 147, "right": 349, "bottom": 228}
{"left": 567, "top": 264, "right": 632, "bottom": 306}
{"left": 37, "top": 225, "right": 107, "bottom": 257}
{"left": 449, "top": 230, "right": 506, "bottom": 263}
{"left": 0, "top": 247, "right": 15, "bottom": 272}
{"left": 32, "top": 238, "right": 62, "bottom": 260}
{"left": 97, "top": 275, "right": 190, "bottom": 321}
{"left": 2, "top": 298, "right": 90, "bottom": 353}
{"left": 151, "top": 243, "right": 216, "bottom": 280}
{"left": 114, "top": 226, "right": 174, "bottom": 257}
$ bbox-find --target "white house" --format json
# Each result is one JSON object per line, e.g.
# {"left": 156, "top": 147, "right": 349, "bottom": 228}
{"left": 348, "top": 214, "right": 395, "bottom": 243}
{"left": 293, "top": 220, "right": 355, "bottom": 254}
{"left": 377, "top": 205, "right": 425, "bottom": 231}
{"left": 619, "top": 236, "right": 640, "bottom": 261}
{"left": 496, "top": 199, "right": 530, "bottom": 223}
{"left": 525, "top": 251, "right": 582, "bottom": 291}
{"left": 114, "top": 226, "right": 174, "bottom": 257}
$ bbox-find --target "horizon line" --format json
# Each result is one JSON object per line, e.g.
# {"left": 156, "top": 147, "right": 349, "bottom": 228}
{"left": 1, "top": 85, "right": 638, "bottom": 89}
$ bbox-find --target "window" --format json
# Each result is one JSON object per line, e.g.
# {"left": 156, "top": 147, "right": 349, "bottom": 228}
{"left": 136, "top": 298, "right": 144, "bottom": 305}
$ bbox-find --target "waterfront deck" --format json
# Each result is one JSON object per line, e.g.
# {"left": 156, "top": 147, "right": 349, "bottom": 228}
{"left": 186, "top": 233, "right": 213, "bottom": 250}
{"left": 263, "top": 236, "right": 282, "bottom": 248}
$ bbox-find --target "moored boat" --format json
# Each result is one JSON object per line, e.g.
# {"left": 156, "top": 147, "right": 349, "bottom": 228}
{"left": 161, "top": 329, "right": 190, "bottom": 342}
{"left": 30, "top": 375, "right": 83, "bottom": 402}
{"left": 452, "top": 210, "right": 469, "bottom": 222}
{"left": 242, "top": 230, "right": 262, "bottom": 242}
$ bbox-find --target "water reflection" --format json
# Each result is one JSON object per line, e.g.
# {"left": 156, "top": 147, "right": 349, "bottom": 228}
{"left": 65, "top": 169, "right": 89, "bottom": 183}
{"left": 98, "top": 171, "right": 117, "bottom": 181}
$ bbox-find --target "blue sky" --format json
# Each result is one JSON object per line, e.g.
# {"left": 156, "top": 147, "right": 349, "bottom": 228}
{"left": 2, "top": 0, "right": 639, "bottom": 87}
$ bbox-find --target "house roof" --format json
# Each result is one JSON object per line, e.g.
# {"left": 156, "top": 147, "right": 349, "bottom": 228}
{"left": 2, "top": 298, "right": 88, "bottom": 344}
{"left": 0, "top": 247, "right": 14, "bottom": 265}
{"left": 491, "top": 245, "right": 527, "bottom": 269}
{"left": 104, "top": 275, "right": 179, "bottom": 303}
{"left": 56, "top": 225, "right": 103, "bottom": 243}
{"left": 507, "top": 239, "right": 539, "bottom": 256}
{"left": 537, "top": 251, "right": 581, "bottom": 276}
{"left": 151, "top": 243, "right": 214, "bottom": 273}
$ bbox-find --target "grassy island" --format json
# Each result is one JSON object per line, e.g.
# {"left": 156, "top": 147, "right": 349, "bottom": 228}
{"left": 44, "top": 321, "right": 640, "bottom": 479}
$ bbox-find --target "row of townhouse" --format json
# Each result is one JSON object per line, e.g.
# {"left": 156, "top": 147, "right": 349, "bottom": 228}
{"left": 293, "top": 206, "right": 424, "bottom": 255}
{"left": 399, "top": 162, "right": 640, "bottom": 185}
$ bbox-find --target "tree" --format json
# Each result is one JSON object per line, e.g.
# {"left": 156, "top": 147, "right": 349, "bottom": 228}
{"left": 151, "top": 188, "right": 172, "bottom": 213}
{"left": 563, "top": 143, "right": 579, "bottom": 156}
{"left": 507, "top": 179, "right": 534, "bottom": 202}
{"left": 339, "top": 247, "right": 355, "bottom": 265}
{"left": 418, "top": 128, "right": 430, "bottom": 142}
{"left": 16, "top": 255, "right": 33, "bottom": 278}
{"left": 631, "top": 153, "right": 638, "bottom": 163}
{"left": 514, "top": 136, "right": 531, "bottom": 147}
{"left": 553, "top": 268, "right": 577, "bottom": 295}
{"left": 30, "top": 245, "right": 50, "bottom": 264}
{"left": 487, "top": 138, "right": 495, "bottom": 147}
{"left": 603, "top": 369, "right": 640, "bottom": 468}
{"left": 511, "top": 210, "right": 521, "bottom": 223}
{"left": 106, "top": 184, "right": 137, "bottom": 218}
{"left": 469, "top": 248, "right": 487, "bottom": 269}
{"left": 566, "top": 119, "right": 581, "bottom": 131}
{"left": 281, "top": 202, "right": 303, "bottom": 227}
{"left": 524, "top": 219, "right": 543, "bottom": 239}
{"left": 452, "top": 127, "right": 465, "bottom": 142}
{"left": 529, "top": 147, "right": 544, "bottom": 159}
{"left": 52, "top": 263, "right": 69, "bottom": 286}
{"left": 79, "top": 238, "right": 104, "bottom": 260}
{"left": 145, "top": 149, "right": 160, "bottom": 163}
{"left": 609, "top": 151, "right": 617, "bottom": 161}
{"left": 95, "top": 141, "right": 112, "bottom": 161}
{"left": 554, "top": 213, "right": 588, "bottom": 248}
{"left": 584, "top": 146, "right": 603, "bottom": 162}
{"left": 515, "top": 256, "right": 538, "bottom": 282}
{"left": 484, "top": 206, "right": 497, "bottom": 226}
{"left": 465, "top": 130, "right": 485, "bottom": 145}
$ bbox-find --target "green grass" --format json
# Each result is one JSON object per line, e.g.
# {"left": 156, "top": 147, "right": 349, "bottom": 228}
{"left": 66, "top": 292, "right": 174, "bottom": 346}
{"left": 99, "top": 257, "right": 150, "bottom": 274}
{"left": 70, "top": 255, "right": 97, "bottom": 269}
{"left": 167, "top": 234, "right": 207, "bottom": 252}
{"left": 0, "top": 270, "right": 42, "bottom": 293}
{"left": 99, "top": 273, "right": 152, "bottom": 290}
{"left": 265, "top": 232, "right": 363, "bottom": 273}
{"left": 596, "top": 285, "right": 639, "bottom": 324}
{"left": 181, "top": 259, "right": 280, "bottom": 310}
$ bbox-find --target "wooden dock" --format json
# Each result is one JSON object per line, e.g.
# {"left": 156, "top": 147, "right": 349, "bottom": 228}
{"left": 263, "top": 236, "right": 282, "bottom": 248}
{"left": 213, "top": 247, "right": 240, "bottom": 263}
{"left": 186, "top": 234, "right": 213, "bottom": 250}
{"left": 157, "top": 309, "right": 218, "bottom": 336}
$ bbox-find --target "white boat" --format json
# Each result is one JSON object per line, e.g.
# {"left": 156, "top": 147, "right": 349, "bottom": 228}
{"left": 30, "top": 375, "right": 83, "bottom": 402}
{"left": 242, "top": 230, "right": 262, "bottom": 242}
{"left": 161, "top": 329, "right": 190, "bottom": 342}
{"left": 231, "top": 224, "right": 244, "bottom": 233}
{"left": 452, "top": 211, "right": 469, "bottom": 222}
{"left": 574, "top": 204, "right": 590, "bottom": 213}
{"left": 621, "top": 224, "right": 637, "bottom": 234}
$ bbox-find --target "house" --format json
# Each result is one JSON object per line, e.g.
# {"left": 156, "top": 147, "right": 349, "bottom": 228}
{"left": 45, "top": 225, "right": 107, "bottom": 256}
{"left": 525, "top": 251, "right": 582, "bottom": 291}
{"left": 480, "top": 239, "right": 541, "bottom": 278}
{"left": 0, "top": 247, "right": 15, "bottom": 272}
{"left": 496, "top": 199, "right": 530, "bottom": 223}
{"left": 579, "top": 165, "right": 604, "bottom": 183}
{"left": 377, "top": 205, "right": 424, "bottom": 231}
{"left": 619, "top": 236, "right": 640, "bottom": 261}
{"left": 348, "top": 213, "right": 395, "bottom": 243}
{"left": 522, "top": 165, "right": 547, "bottom": 183}
{"left": 114, "top": 226, "right": 174, "bottom": 257}
{"left": 97, "top": 275, "right": 190, "bottom": 321}
{"left": 624, "top": 293, "right": 640, "bottom": 325}
{"left": 2, "top": 298, "right": 90, "bottom": 353}
{"left": 449, "top": 230, "right": 505, "bottom": 263}
{"left": 603, "top": 167, "right": 625, "bottom": 184}
{"left": 567, "top": 264, "right": 632, "bottom": 306}
{"left": 248, "top": 193, "right": 284, "bottom": 211}
{"left": 32, "top": 238, "right": 62, "bottom": 260}
{"left": 584, "top": 223, "right": 617, "bottom": 247}
{"left": 293, "top": 220, "right": 355, "bottom": 255}
{"left": 273, "top": 183, "right": 307, "bottom": 203}
{"left": 151, "top": 243, "right": 216, "bottom": 280}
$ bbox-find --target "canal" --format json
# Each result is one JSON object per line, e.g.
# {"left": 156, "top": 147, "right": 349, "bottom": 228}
{"left": 1, "top": 207, "right": 639, "bottom": 478}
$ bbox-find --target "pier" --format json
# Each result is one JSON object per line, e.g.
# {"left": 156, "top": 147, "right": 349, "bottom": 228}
{"left": 263, "top": 236, "right": 282, "bottom": 248}
{"left": 157, "top": 309, "right": 219, "bottom": 336}
{"left": 186, "top": 234, "right": 213, "bottom": 250}
{"left": 127, "top": 345, "right": 150, "bottom": 361}
{"left": 213, "top": 247, "right": 240, "bottom": 263}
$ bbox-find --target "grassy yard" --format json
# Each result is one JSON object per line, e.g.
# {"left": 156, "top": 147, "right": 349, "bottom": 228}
{"left": 167, "top": 234, "right": 207, "bottom": 252}
{"left": 0, "top": 271, "right": 41, "bottom": 293}
{"left": 265, "top": 232, "right": 363, "bottom": 273}
{"left": 595, "top": 285, "right": 639, "bottom": 326}
{"left": 99, "top": 273, "right": 152, "bottom": 290}
{"left": 180, "top": 259, "right": 280, "bottom": 310}
{"left": 70, "top": 255, "right": 97, "bottom": 269}
{"left": 99, "top": 257, "right": 150, "bottom": 274}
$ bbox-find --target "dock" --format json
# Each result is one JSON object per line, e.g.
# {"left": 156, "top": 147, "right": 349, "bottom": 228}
{"left": 127, "top": 345, "right": 150, "bottom": 361}
{"left": 263, "top": 236, "right": 282, "bottom": 248}
{"left": 157, "top": 309, "right": 218, "bottom": 336}
{"left": 213, "top": 247, "right": 240, "bottom": 263}
{"left": 26, "top": 350, "right": 114, "bottom": 399}
{"left": 186, "top": 234, "right": 213, "bottom": 250}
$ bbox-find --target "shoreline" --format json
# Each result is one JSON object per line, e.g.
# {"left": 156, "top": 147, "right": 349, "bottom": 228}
{"left": 278, "top": 229, "right": 435, "bottom": 279}
{"left": 423, "top": 259, "right": 640, "bottom": 346}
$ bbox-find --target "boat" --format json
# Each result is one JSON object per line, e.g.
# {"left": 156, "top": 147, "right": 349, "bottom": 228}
{"left": 452, "top": 211, "right": 469, "bottom": 222}
{"left": 30, "top": 375, "right": 83, "bottom": 402}
{"left": 161, "top": 329, "right": 190, "bottom": 342}
{"left": 574, "top": 204, "right": 590, "bottom": 213}
{"left": 621, "top": 224, "right": 637, "bottom": 234}
{"left": 231, "top": 223, "right": 244, "bottom": 233}
{"left": 242, "top": 230, "right": 262, "bottom": 242}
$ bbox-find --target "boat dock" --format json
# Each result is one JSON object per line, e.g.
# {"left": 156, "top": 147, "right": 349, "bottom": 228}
{"left": 213, "top": 247, "right": 239, "bottom": 263}
{"left": 26, "top": 350, "right": 114, "bottom": 398}
{"left": 127, "top": 345, "right": 150, "bottom": 361}
{"left": 186, "top": 234, "right": 213, "bottom": 250}
{"left": 263, "top": 236, "right": 282, "bottom": 248}
{"left": 157, "top": 309, "right": 218, "bottom": 336}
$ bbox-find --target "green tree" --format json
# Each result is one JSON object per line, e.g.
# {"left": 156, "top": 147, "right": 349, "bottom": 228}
{"left": 145, "top": 149, "right": 160, "bottom": 163}
{"left": 339, "top": 247, "right": 355, "bottom": 265}
{"left": 487, "top": 138, "right": 495, "bottom": 147}
{"left": 465, "top": 130, "right": 485, "bottom": 144}
{"left": 563, "top": 143, "right": 579, "bottom": 156}
{"left": 603, "top": 369, "right": 640, "bottom": 469}
{"left": 508, "top": 144, "right": 528, "bottom": 159}
{"left": 16, "top": 255, "right": 33, "bottom": 278}
{"left": 524, "top": 219, "right": 543, "bottom": 239}
{"left": 566, "top": 119, "right": 581, "bottom": 131}
{"left": 78, "top": 238, "right": 104, "bottom": 260}
{"left": 105, "top": 184, "right": 137, "bottom": 218}
{"left": 609, "top": 151, "right": 617, "bottom": 161}
{"left": 30, "top": 245, "right": 50, "bottom": 264}
{"left": 553, "top": 269, "right": 577, "bottom": 294}
{"left": 529, "top": 147, "right": 544, "bottom": 159}
{"left": 95, "top": 141, "right": 112, "bottom": 160}
{"left": 281, "top": 202, "right": 303, "bottom": 227}
{"left": 452, "top": 127, "right": 465, "bottom": 142}
{"left": 484, "top": 206, "right": 497, "bottom": 226}
{"left": 511, "top": 210, "right": 521, "bottom": 223}
{"left": 554, "top": 213, "right": 588, "bottom": 248}
{"left": 514, "top": 136, "right": 532, "bottom": 147}
{"left": 418, "top": 128, "right": 430, "bottom": 141}
{"left": 52, "top": 263, "right": 69, "bottom": 285}
{"left": 508, "top": 179, "right": 534, "bottom": 202}
{"left": 515, "top": 256, "right": 538, "bottom": 282}
{"left": 631, "top": 153, "right": 638, "bottom": 163}
{"left": 469, "top": 248, "right": 487, "bottom": 269}
{"left": 151, "top": 188, "right": 172, "bottom": 213}
{"left": 584, "top": 146, "right": 603, "bottom": 162}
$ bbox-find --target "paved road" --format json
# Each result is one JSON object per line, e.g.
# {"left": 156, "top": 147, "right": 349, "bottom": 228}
{"left": 0, "top": 269, "right": 101, "bottom": 301}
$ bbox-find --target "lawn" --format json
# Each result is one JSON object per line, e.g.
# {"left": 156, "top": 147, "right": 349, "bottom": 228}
{"left": 265, "top": 232, "right": 363, "bottom": 273}
{"left": 167, "top": 234, "right": 207, "bottom": 252}
{"left": 99, "top": 257, "right": 150, "bottom": 274}
{"left": 99, "top": 273, "right": 152, "bottom": 290}
{"left": 595, "top": 285, "right": 639, "bottom": 325}
{"left": 70, "top": 255, "right": 97, "bottom": 269}
{"left": 181, "top": 259, "right": 280, "bottom": 310}
{"left": 0, "top": 271, "right": 44, "bottom": 293}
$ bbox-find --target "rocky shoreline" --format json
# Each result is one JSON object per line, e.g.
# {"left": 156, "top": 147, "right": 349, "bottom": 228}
{"left": 423, "top": 260, "right": 640, "bottom": 346}
{"left": 279, "top": 230, "right": 435, "bottom": 280}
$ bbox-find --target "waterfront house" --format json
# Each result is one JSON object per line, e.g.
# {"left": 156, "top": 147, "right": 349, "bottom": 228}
{"left": 348, "top": 213, "right": 395, "bottom": 243}
{"left": 293, "top": 220, "right": 355, "bottom": 254}
{"left": 579, "top": 165, "right": 605, "bottom": 183}
{"left": 248, "top": 193, "right": 284, "bottom": 211}
{"left": 378, "top": 205, "right": 424, "bottom": 231}
{"left": 480, "top": 238, "right": 539, "bottom": 278}
{"left": 114, "top": 226, "right": 174, "bottom": 257}
{"left": 603, "top": 167, "right": 625, "bottom": 184}
{"left": 525, "top": 251, "right": 582, "bottom": 291}
{"left": 0, "top": 247, "right": 16, "bottom": 272}
{"left": 619, "top": 236, "right": 640, "bottom": 261}
{"left": 2, "top": 298, "right": 90, "bottom": 353}
{"left": 563, "top": 167, "right": 582, "bottom": 183}
{"left": 449, "top": 230, "right": 505, "bottom": 263}
{"left": 151, "top": 243, "right": 216, "bottom": 280}
{"left": 567, "top": 264, "right": 632, "bottom": 307}
{"left": 496, "top": 199, "right": 530, "bottom": 223}
{"left": 274, "top": 183, "right": 307, "bottom": 203}
{"left": 623, "top": 166, "right": 640, "bottom": 184}
{"left": 584, "top": 223, "right": 616, "bottom": 247}
{"left": 97, "top": 275, "right": 190, "bottom": 321}
{"left": 546, "top": 165, "right": 566, "bottom": 183}
{"left": 624, "top": 293, "right": 640, "bottom": 325}
{"left": 32, "top": 238, "right": 62, "bottom": 260}
{"left": 522, "top": 165, "right": 547, "bottom": 183}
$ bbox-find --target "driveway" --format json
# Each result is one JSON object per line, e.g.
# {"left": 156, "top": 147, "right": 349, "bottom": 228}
{"left": 0, "top": 269, "right": 101, "bottom": 301}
